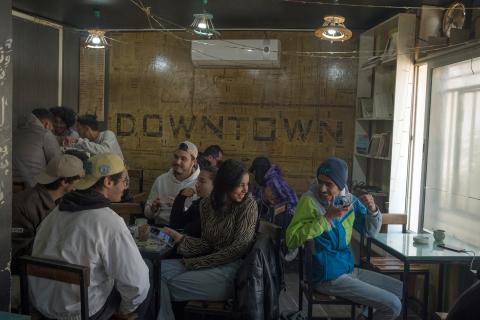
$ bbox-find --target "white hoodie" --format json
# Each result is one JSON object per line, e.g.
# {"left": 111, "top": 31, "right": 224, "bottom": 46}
{"left": 144, "top": 166, "right": 200, "bottom": 223}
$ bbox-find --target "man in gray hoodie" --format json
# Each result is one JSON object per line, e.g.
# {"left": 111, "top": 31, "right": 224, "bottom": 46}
{"left": 13, "top": 108, "right": 61, "bottom": 188}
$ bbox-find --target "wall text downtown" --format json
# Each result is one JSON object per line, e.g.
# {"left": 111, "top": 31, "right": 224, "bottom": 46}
{"left": 116, "top": 113, "right": 345, "bottom": 147}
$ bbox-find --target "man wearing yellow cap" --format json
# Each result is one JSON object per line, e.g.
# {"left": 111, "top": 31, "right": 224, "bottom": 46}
{"left": 30, "top": 153, "right": 152, "bottom": 320}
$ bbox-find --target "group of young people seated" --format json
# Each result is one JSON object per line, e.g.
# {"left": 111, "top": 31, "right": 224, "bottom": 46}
{"left": 11, "top": 107, "right": 403, "bottom": 320}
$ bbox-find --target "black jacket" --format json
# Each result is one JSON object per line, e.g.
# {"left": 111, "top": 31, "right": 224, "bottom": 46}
{"left": 234, "top": 233, "right": 284, "bottom": 320}
{"left": 169, "top": 192, "right": 202, "bottom": 237}
{"left": 447, "top": 280, "right": 480, "bottom": 320}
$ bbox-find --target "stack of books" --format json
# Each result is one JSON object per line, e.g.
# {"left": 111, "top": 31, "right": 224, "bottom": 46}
{"left": 356, "top": 134, "right": 370, "bottom": 154}
{"left": 368, "top": 132, "right": 391, "bottom": 158}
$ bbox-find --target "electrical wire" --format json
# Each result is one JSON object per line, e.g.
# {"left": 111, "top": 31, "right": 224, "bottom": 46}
{"left": 282, "top": 0, "right": 480, "bottom": 11}
{"left": 124, "top": 0, "right": 478, "bottom": 61}
{"left": 465, "top": 250, "right": 477, "bottom": 273}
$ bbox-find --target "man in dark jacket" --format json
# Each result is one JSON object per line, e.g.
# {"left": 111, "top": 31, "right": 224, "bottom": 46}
{"left": 11, "top": 154, "right": 84, "bottom": 273}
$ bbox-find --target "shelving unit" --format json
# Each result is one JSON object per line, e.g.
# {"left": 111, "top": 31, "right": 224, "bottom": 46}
{"left": 352, "top": 13, "right": 416, "bottom": 213}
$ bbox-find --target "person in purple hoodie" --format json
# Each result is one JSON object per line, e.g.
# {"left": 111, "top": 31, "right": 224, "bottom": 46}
{"left": 249, "top": 156, "right": 298, "bottom": 229}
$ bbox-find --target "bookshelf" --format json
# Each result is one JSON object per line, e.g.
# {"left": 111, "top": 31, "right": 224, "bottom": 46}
{"left": 352, "top": 13, "right": 416, "bottom": 213}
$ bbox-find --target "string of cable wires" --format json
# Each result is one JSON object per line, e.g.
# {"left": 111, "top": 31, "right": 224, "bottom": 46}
{"left": 124, "top": 0, "right": 478, "bottom": 61}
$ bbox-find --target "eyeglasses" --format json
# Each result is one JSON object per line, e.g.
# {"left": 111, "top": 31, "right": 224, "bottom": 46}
{"left": 119, "top": 176, "right": 129, "bottom": 189}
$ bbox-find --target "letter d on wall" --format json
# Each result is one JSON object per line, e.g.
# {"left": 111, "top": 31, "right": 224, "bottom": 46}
{"left": 116, "top": 113, "right": 135, "bottom": 136}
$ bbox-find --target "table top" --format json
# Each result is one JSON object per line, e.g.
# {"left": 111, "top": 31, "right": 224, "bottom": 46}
{"left": 370, "top": 232, "right": 480, "bottom": 263}
{"left": 135, "top": 237, "right": 173, "bottom": 261}
{"left": 0, "top": 312, "right": 30, "bottom": 320}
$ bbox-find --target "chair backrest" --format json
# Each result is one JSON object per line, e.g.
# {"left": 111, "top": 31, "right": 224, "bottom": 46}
{"left": 128, "top": 169, "right": 144, "bottom": 194}
{"left": 18, "top": 256, "right": 90, "bottom": 320}
{"left": 110, "top": 202, "right": 143, "bottom": 225}
{"left": 358, "top": 213, "right": 408, "bottom": 265}
{"left": 258, "top": 220, "right": 283, "bottom": 249}
{"left": 272, "top": 202, "right": 288, "bottom": 217}
{"left": 380, "top": 213, "right": 408, "bottom": 233}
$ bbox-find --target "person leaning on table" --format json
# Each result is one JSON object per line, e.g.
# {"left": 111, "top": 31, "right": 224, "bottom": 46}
{"left": 286, "top": 157, "right": 403, "bottom": 320}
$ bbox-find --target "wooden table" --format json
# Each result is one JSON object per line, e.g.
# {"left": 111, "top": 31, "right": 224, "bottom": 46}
{"left": 135, "top": 236, "right": 174, "bottom": 317}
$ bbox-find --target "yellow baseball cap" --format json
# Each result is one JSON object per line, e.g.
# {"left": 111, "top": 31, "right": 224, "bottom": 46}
{"left": 75, "top": 153, "right": 125, "bottom": 190}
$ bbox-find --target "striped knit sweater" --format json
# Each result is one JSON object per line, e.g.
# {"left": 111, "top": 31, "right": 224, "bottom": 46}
{"left": 177, "top": 193, "right": 258, "bottom": 270}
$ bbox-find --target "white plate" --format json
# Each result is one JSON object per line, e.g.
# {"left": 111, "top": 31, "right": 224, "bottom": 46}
{"left": 413, "top": 235, "right": 429, "bottom": 245}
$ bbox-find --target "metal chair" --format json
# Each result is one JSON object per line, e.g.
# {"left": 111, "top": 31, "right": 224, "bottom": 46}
{"left": 18, "top": 255, "right": 90, "bottom": 320}
{"left": 298, "top": 239, "right": 357, "bottom": 320}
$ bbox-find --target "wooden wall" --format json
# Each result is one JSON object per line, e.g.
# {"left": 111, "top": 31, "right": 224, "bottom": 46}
{"left": 103, "top": 31, "right": 358, "bottom": 193}
{"left": 0, "top": 0, "right": 12, "bottom": 310}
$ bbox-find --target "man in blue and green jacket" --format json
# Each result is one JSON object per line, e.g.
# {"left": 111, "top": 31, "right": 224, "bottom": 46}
{"left": 287, "top": 158, "right": 402, "bottom": 320}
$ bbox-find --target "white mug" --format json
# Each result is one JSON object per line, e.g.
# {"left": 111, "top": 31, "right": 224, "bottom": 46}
{"left": 135, "top": 218, "right": 148, "bottom": 226}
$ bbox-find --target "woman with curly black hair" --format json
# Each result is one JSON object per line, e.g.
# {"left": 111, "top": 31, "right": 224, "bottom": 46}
{"left": 49, "top": 106, "right": 79, "bottom": 138}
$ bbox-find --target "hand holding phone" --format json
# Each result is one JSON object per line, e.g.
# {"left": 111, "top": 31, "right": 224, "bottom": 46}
{"left": 332, "top": 194, "right": 353, "bottom": 209}
{"left": 150, "top": 227, "right": 175, "bottom": 247}
{"left": 163, "top": 227, "right": 185, "bottom": 243}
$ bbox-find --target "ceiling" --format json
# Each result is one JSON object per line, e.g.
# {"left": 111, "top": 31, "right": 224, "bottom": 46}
{"left": 12, "top": 0, "right": 458, "bottom": 31}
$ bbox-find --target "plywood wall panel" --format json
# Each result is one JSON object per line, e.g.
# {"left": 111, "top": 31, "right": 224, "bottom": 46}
{"left": 104, "top": 31, "right": 358, "bottom": 194}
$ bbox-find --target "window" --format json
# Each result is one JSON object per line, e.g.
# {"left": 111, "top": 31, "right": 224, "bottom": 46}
{"left": 422, "top": 57, "right": 480, "bottom": 246}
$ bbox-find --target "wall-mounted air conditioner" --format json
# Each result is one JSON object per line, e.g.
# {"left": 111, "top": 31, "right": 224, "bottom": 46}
{"left": 191, "top": 39, "right": 281, "bottom": 68}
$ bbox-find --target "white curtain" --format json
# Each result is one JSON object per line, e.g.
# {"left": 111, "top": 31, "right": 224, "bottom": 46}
{"left": 424, "top": 57, "right": 480, "bottom": 247}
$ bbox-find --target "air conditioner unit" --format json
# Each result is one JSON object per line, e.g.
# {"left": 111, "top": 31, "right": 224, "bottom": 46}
{"left": 191, "top": 39, "right": 281, "bottom": 68}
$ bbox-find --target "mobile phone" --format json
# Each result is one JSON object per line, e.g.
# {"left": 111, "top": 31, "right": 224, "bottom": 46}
{"left": 437, "top": 243, "right": 466, "bottom": 253}
{"left": 150, "top": 227, "right": 174, "bottom": 247}
{"left": 333, "top": 194, "right": 353, "bottom": 209}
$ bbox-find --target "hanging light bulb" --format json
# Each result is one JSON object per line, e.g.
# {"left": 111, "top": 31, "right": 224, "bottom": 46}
{"left": 190, "top": 0, "right": 220, "bottom": 38}
{"left": 85, "top": 30, "right": 109, "bottom": 49}
{"left": 315, "top": 15, "right": 352, "bottom": 42}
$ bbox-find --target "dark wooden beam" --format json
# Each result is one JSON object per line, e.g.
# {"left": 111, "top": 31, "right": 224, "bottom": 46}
{"left": 0, "top": 0, "right": 13, "bottom": 311}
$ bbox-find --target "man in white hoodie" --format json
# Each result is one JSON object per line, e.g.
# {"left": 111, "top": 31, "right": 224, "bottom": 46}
{"left": 144, "top": 141, "right": 200, "bottom": 224}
